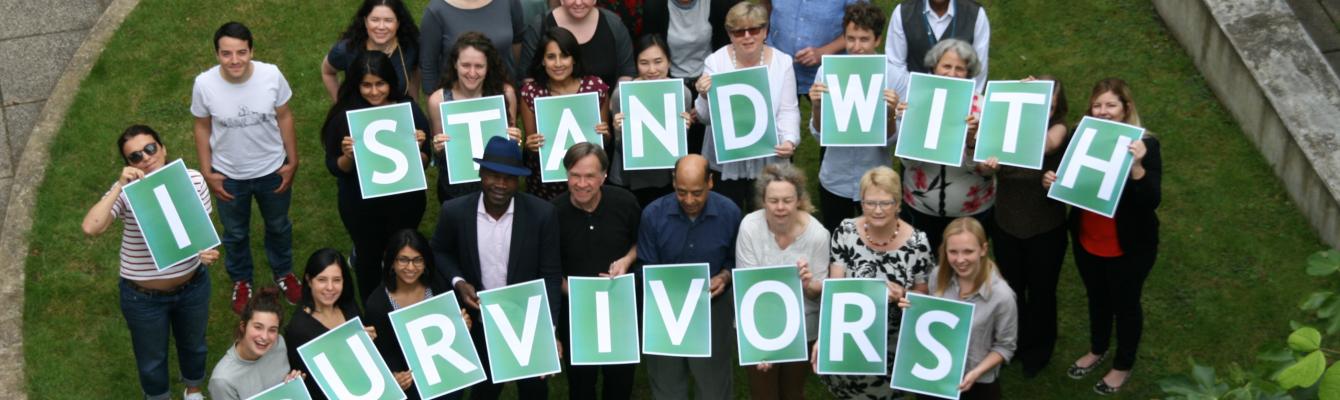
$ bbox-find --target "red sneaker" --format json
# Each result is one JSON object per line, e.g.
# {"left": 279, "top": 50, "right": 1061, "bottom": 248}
{"left": 231, "top": 280, "right": 252, "bottom": 314}
{"left": 276, "top": 273, "right": 303, "bottom": 305}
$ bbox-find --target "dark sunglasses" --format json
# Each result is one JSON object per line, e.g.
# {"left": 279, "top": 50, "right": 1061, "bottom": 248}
{"left": 729, "top": 25, "right": 767, "bottom": 38}
{"left": 126, "top": 142, "right": 159, "bottom": 164}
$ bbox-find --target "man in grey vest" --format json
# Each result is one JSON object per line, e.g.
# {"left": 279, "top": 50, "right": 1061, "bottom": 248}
{"left": 884, "top": 0, "right": 990, "bottom": 98}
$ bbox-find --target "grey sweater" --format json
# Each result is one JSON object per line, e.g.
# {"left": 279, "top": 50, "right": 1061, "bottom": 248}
{"left": 208, "top": 337, "right": 290, "bottom": 400}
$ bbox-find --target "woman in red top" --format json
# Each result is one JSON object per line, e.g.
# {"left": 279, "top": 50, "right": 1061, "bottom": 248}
{"left": 1044, "top": 78, "right": 1161, "bottom": 395}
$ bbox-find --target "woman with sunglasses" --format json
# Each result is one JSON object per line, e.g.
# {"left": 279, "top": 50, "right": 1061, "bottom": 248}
{"left": 815, "top": 166, "right": 933, "bottom": 399}
{"left": 81, "top": 125, "right": 220, "bottom": 400}
{"left": 321, "top": 51, "right": 431, "bottom": 301}
{"left": 693, "top": 1, "right": 800, "bottom": 211}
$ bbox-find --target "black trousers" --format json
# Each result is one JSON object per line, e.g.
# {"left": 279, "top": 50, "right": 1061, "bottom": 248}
{"left": 338, "top": 191, "right": 426, "bottom": 302}
{"left": 992, "top": 224, "right": 1067, "bottom": 371}
{"left": 566, "top": 363, "right": 636, "bottom": 400}
{"left": 1074, "top": 242, "right": 1156, "bottom": 371}
{"left": 819, "top": 185, "right": 860, "bottom": 231}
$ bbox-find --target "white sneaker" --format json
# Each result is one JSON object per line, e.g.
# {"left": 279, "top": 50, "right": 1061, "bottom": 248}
{"left": 184, "top": 388, "right": 205, "bottom": 400}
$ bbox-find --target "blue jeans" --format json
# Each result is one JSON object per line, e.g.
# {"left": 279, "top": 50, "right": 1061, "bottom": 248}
{"left": 218, "top": 172, "right": 293, "bottom": 282}
{"left": 119, "top": 269, "right": 211, "bottom": 400}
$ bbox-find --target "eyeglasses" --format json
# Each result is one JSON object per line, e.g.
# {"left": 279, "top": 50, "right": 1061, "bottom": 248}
{"left": 126, "top": 143, "right": 159, "bottom": 164}
{"left": 729, "top": 25, "right": 767, "bottom": 38}
{"left": 395, "top": 256, "right": 425, "bottom": 267}
{"left": 861, "top": 200, "right": 897, "bottom": 210}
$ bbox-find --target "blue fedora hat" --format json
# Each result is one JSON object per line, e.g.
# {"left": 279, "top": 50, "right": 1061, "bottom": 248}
{"left": 473, "top": 136, "right": 531, "bottom": 176}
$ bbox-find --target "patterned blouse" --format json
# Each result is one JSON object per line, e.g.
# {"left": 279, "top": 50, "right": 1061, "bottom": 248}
{"left": 520, "top": 75, "right": 610, "bottom": 200}
{"left": 901, "top": 94, "right": 995, "bottom": 217}
{"left": 822, "top": 218, "right": 935, "bottom": 399}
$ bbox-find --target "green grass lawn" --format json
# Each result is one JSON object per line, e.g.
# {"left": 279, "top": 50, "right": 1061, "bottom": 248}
{"left": 23, "top": 0, "right": 1329, "bottom": 398}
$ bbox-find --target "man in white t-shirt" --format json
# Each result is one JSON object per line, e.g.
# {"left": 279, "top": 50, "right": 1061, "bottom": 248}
{"left": 190, "top": 21, "right": 301, "bottom": 314}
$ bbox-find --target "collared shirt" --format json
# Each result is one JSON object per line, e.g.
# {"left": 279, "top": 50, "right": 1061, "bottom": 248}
{"left": 476, "top": 196, "right": 516, "bottom": 290}
{"left": 885, "top": 0, "right": 991, "bottom": 98}
{"left": 553, "top": 186, "right": 642, "bottom": 277}
{"left": 637, "top": 191, "right": 742, "bottom": 276}
{"left": 765, "top": 0, "right": 862, "bottom": 93}
{"left": 927, "top": 269, "right": 1017, "bottom": 383}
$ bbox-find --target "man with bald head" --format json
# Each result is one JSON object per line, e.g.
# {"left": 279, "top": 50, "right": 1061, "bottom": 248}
{"left": 637, "top": 154, "right": 742, "bottom": 399}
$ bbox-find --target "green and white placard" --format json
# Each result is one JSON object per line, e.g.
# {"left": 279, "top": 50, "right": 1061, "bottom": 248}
{"left": 642, "top": 263, "right": 712, "bottom": 357}
{"left": 122, "top": 159, "right": 220, "bottom": 271}
{"left": 895, "top": 72, "right": 976, "bottom": 166}
{"left": 440, "top": 95, "right": 509, "bottom": 184}
{"left": 816, "top": 278, "right": 889, "bottom": 375}
{"left": 890, "top": 293, "right": 975, "bottom": 399}
{"left": 732, "top": 265, "right": 808, "bottom": 365}
{"left": 973, "top": 80, "right": 1055, "bottom": 169}
{"left": 388, "top": 291, "right": 486, "bottom": 399}
{"left": 1046, "top": 116, "right": 1146, "bottom": 218}
{"left": 245, "top": 378, "right": 312, "bottom": 400}
{"left": 568, "top": 274, "right": 641, "bottom": 365}
{"left": 820, "top": 55, "right": 888, "bottom": 147}
{"left": 620, "top": 79, "right": 687, "bottom": 170}
{"left": 707, "top": 66, "right": 777, "bottom": 164}
{"left": 536, "top": 92, "right": 602, "bottom": 183}
{"left": 477, "top": 279, "right": 562, "bottom": 383}
{"left": 296, "top": 317, "right": 406, "bottom": 400}
{"left": 347, "top": 102, "right": 428, "bottom": 199}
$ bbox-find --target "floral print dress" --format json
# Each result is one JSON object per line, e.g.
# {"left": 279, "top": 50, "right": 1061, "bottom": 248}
{"left": 821, "top": 218, "right": 935, "bottom": 399}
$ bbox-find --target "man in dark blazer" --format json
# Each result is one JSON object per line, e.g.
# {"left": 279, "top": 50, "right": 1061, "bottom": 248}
{"left": 430, "top": 136, "right": 562, "bottom": 399}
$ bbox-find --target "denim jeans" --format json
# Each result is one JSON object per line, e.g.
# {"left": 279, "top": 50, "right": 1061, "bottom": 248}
{"left": 218, "top": 172, "right": 293, "bottom": 282}
{"left": 119, "top": 268, "right": 210, "bottom": 400}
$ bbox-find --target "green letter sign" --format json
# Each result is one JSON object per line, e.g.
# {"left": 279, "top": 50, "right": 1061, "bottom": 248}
{"left": 820, "top": 55, "right": 888, "bottom": 147}
{"left": 347, "top": 102, "right": 428, "bottom": 199}
{"left": 535, "top": 92, "right": 603, "bottom": 183}
{"left": 895, "top": 72, "right": 976, "bottom": 166}
{"left": 296, "top": 317, "right": 406, "bottom": 400}
{"left": 387, "top": 291, "right": 486, "bottom": 398}
{"left": 816, "top": 278, "right": 888, "bottom": 375}
{"left": 732, "top": 265, "right": 809, "bottom": 365}
{"left": 477, "top": 279, "right": 562, "bottom": 383}
{"left": 973, "top": 80, "right": 1054, "bottom": 169}
{"left": 122, "top": 159, "right": 220, "bottom": 271}
{"left": 440, "top": 95, "right": 509, "bottom": 184}
{"left": 568, "top": 274, "right": 641, "bottom": 365}
{"left": 1047, "top": 116, "right": 1146, "bottom": 217}
{"left": 890, "top": 293, "right": 975, "bottom": 399}
{"left": 642, "top": 263, "right": 713, "bottom": 357}
{"left": 620, "top": 79, "right": 687, "bottom": 170}
{"left": 707, "top": 66, "right": 777, "bottom": 164}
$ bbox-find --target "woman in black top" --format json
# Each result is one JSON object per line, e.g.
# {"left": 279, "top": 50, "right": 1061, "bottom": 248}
{"left": 363, "top": 229, "right": 455, "bottom": 400}
{"left": 322, "top": 51, "right": 431, "bottom": 301}
{"left": 321, "top": 0, "right": 421, "bottom": 101}
{"left": 284, "top": 248, "right": 373, "bottom": 400}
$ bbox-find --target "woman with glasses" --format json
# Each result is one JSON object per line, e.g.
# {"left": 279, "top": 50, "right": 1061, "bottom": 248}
{"left": 818, "top": 166, "right": 933, "bottom": 399}
{"left": 321, "top": 51, "right": 431, "bottom": 300}
{"left": 81, "top": 125, "right": 220, "bottom": 400}
{"left": 693, "top": 1, "right": 800, "bottom": 210}
{"left": 363, "top": 229, "right": 466, "bottom": 400}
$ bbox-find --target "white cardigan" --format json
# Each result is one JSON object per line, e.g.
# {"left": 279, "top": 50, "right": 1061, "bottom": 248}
{"left": 694, "top": 45, "right": 801, "bottom": 180}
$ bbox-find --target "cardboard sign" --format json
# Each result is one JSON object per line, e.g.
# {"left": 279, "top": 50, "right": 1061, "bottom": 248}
{"left": 122, "top": 159, "right": 220, "bottom": 271}
{"left": 895, "top": 73, "right": 976, "bottom": 166}
{"left": 732, "top": 265, "right": 809, "bottom": 365}
{"left": 620, "top": 79, "right": 688, "bottom": 170}
{"left": 477, "top": 279, "right": 562, "bottom": 383}
{"left": 890, "top": 293, "right": 976, "bottom": 399}
{"left": 707, "top": 66, "right": 777, "bottom": 164}
{"left": 1047, "top": 116, "right": 1146, "bottom": 217}
{"left": 973, "top": 80, "right": 1055, "bottom": 169}
{"left": 642, "top": 263, "right": 713, "bottom": 357}
{"left": 535, "top": 92, "right": 603, "bottom": 183}
{"left": 296, "top": 317, "right": 406, "bottom": 400}
{"left": 568, "top": 274, "right": 641, "bottom": 365}
{"left": 820, "top": 55, "right": 888, "bottom": 147}
{"left": 387, "top": 291, "right": 486, "bottom": 398}
{"left": 440, "top": 95, "right": 510, "bottom": 184}
{"left": 347, "top": 102, "right": 428, "bottom": 199}
{"left": 816, "top": 278, "right": 889, "bottom": 375}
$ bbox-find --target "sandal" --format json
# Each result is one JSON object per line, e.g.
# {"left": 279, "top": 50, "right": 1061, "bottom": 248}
{"left": 1066, "top": 352, "right": 1106, "bottom": 379}
{"left": 1094, "top": 370, "right": 1131, "bottom": 395}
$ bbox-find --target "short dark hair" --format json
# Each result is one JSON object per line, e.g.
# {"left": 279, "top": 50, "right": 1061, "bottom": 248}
{"left": 117, "top": 125, "right": 163, "bottom": 164}
{"left": 843, "top": 2, "right": 886, "bottom": 37}
{"left": 214, "top": 21, "right": 253, "bottom": 52}
{"left": 530, "top": 27, "right": 586, "bottom": 88}
{"left": 380, "top": 229, "right": 436, "bottom": 292}
{"left": 562, "top": 142, "right": 608, "bottom": 172}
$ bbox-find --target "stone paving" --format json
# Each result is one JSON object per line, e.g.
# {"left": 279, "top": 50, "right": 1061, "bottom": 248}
{"left": 1288, "top": 0, "right": 1340, "bottom": 74}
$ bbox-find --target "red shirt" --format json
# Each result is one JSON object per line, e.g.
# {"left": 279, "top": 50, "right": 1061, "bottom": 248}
{"left": 1079, "top": 210, "right": 1123, "bottom": 257}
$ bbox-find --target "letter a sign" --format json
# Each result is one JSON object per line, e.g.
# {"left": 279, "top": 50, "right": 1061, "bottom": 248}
{"left": 620, "top": 79, "right": 688, "bottom": 170}
{"left": 642, "top": 263, "right": 713, "bottom": 357}
{"left": 820, "top": 55, "right": 888, "bottom": 147}
{"left": 733, "top": 265, "right": 809, "bottom": 365}
{"left": 122, "top": 159, "right": 221, "bottom": 271}
{"left": 973, "top": 80, "right": 1054, "bottom": 169}
{"left": 816, "top": 278, "right": 888, "bottom": 375}
{"left": 440, "top": 95, "right": 510, "bottom": 184}
{"left": 569, "top": 274, "right": 641, "bottom": 365}
{"left": 707, "top": 66, "right": 777, "bottom": 164}
{"left": 1047, "top": 116, "right": 1145, "bottom": 217}
{"left": 890, "top": 293, "right": 974, "bottom": 400}
{"left": 477, "top": 279, "right": 562, "bottom": 383}
{"left": 297, "top": 317, "right": 406, "bottom": 400}
{"left": 536, "top": 92, "right": 603, "bottom": 183}
{"left": 347, "top": 102, "right": 429, "bottom": 199}
{"left": 895, "top": 72, "right": 976, "bottom": 166}
{"left": 388, "top": 291, "right": 486, "bottom": 398}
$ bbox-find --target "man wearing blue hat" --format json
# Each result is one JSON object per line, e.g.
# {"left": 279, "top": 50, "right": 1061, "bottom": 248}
{"left": 430, "top": 136, "right": 563, "bottom": 399}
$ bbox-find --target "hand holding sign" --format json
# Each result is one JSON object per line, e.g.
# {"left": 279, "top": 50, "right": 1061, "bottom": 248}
{"left": 895, "top": 73, "right": 976, "bottom": 166}
{"left": 296, "top": 317, "right": 406, "bottom": 400}
{"left": 1046, "top": 116, "right": 1146, "bottom": 217}
{"left": 387, "top": 291, "right": 486, "bottom": 399}
{"left": 706, "top": 66, "right": 778, "bottom": 164}
{"left": 535, "top": 92, "right": 603, "bottom": 182}
{"left": 642, "top": 264, "right": 713, "bottom": 357}
{"left": 732, "top": 265, "right": 809, "bottom": 366}
{"left": 619, "top": 79, "right": 688, "bottom": 170}
{"left": 440, "top": 95, "right": 510, "bottom": 184}
{"left": 819, "top": 55, "right": 888, "bottom": 147}
{"left": 122, "top": 159, "right": 221, "bottom": 271}
{"left": 973, "top": 80, "right": 1055, "bottom": 169}
{"left": 347, "top": 102, "right": 429, "bottom": 199}
{"left": 816, "top": 278, "right": 889, "bottom": 375}
{"left": 890, "top": 293, "right": 975, "bottom": 399}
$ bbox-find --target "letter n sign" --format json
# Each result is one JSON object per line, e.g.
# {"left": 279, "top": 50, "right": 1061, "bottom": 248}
{"left": 890, "top": 293, "right": 975, "bottom": 400}
{"left": 347, "top": 102, "right": 429, "bottom": 199}
{"left": 122, "top": 159, "right": 220, "bottom": 271}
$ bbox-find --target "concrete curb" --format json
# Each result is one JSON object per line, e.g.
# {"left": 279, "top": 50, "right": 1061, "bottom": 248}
{"left": 0, "top": 0, "right": 141, "bottom": 396}
{"left": 1154, "top": 0, "right": 1340, "bottom": 248}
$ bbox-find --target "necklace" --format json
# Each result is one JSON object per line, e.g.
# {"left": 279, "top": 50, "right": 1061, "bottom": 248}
{"left": 863, "top": 220, "right": 900, "bottom": 248}
{"left": 730, "top": 46, "right": 764, "bottom": 69}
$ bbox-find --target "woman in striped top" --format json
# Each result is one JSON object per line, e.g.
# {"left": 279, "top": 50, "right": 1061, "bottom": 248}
{"left": 81, "top": 125, "right": 219, "bottom": 400}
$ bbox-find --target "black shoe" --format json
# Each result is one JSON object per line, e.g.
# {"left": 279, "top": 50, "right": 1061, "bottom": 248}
{"left": 1066, "top": 353, "right": 1106, "bottom": 379}
{"left": 1093, "top": 371, "right": 1130, "bottom": 395}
